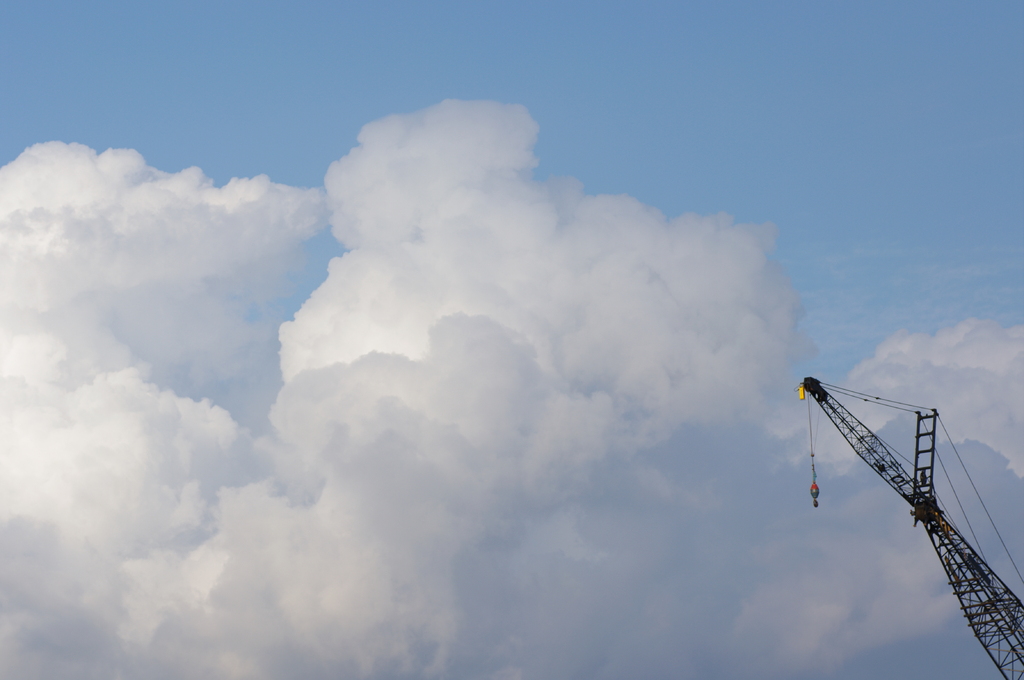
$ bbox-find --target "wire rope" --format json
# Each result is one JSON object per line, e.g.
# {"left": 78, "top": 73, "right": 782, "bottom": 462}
{"left": 934, "top": 449, "right": 986, "bottom": 561}
{"left": 806, "top": 394, "right": 814, "bottom": 456}
{"left": 819, "top": 382, "right": 933, "bottom": 412}
{"left": 938, "top": 416, "right": 1024, "bottom": 588}
{"left": 872, "top": 429, "right": 913, "bottom": 468}
{"left": 814, "top": 382, "right": 915, "bottom": 466}
{"left": 806, "top": 394, "right": 819, "bottom": 507}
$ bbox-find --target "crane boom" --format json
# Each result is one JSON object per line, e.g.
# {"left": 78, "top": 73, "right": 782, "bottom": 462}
{"left": 801, "top": 377, "right": 1024, "bottom": 679}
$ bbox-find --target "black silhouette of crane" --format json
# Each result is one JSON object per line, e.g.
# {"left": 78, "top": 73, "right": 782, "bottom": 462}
{"left": 800, "top": 377, "right": 1023, "bottom": 679}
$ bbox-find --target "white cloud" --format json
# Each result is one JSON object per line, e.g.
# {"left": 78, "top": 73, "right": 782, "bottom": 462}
{"left": 0, "top": 141, "right": 327, "bottom": 428}
{"left": 0, "top": 141, "right": 324, "bottom": 312}
{"left": 251, "top": 98, "right": 805, "bottom": 674}
{"left": 0, "top": 103, "right": 1009, "bottom": 679}
{"left": 847, "top": 318, "right": 1024, "bottom": 474}
{"left": 0, "top": 142, "right": 326, "bottom": 676}
{"left": 732, "top": 487, "right": 958, "bottom": 675}
{"left": 284, "top": 99, "right": 800, "bottom": 427}
{"left": 0, "top": 367, "right": 231, "bottom": 548}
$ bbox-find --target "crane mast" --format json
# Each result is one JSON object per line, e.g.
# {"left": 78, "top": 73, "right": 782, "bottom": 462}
{"left": 800, "top": 377, "right": 1024, "bottom": 679}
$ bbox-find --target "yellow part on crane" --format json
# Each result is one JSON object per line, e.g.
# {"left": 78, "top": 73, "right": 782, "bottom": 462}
{"left": 798, "top": 385, "right": 806, "bottom": 400}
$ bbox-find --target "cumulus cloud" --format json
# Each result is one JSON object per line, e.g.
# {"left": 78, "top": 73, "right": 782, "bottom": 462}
{"left": 0, "top": 102, "right": 1012, "bottom": 679}
{"left": 847, "top": 318, "right": 1024, "bottom": 474}
{"left": 0, "top": 142, "right": 323, "bottom": 310}
{"left": 732, "top": 485, "right": 959, "bottom": 675}
{"left": 0, "top": 142, "right": 323, "bottom": 675}
{"left": 184, "top": 98, "right": 803, "bottom": 676}
{"left": 0, "top": 141, "right": 326, "bottom": 427}
{"left": 285, "top": 100, "right": 800, "bottom": 425}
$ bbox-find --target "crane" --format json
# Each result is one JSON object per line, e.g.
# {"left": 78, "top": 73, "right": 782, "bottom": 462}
{"left": 799, "top": 377, "right": 1024, "bottom": 679}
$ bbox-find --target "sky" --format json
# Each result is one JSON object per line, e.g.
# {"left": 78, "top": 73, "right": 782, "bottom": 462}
{"left": 0, "top": 2, "right": 1021, "bottom": 679}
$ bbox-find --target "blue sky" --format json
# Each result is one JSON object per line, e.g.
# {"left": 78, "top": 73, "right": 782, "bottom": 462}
{"left": 0, "top": 2, "right": 1021, "bottom": 679}
{"left": 3, "top": 1, "right": 1021, "bottom": 377}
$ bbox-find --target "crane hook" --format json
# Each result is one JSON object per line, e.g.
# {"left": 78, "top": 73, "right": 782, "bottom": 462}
{"left": 803, "top": 382, "right": 820, "bottom": 508}
{"left": 810, "top": 462, "right": 819, "bottom": 507}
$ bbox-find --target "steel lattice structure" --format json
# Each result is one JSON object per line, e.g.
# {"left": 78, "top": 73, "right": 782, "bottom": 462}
{"left": 801, "top": 377, "right": 1024, "bottom": 679}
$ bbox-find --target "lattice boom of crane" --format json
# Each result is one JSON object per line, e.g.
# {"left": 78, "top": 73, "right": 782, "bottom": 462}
{"left": 799, "top": 377, "right": 1023, "bottom": 679}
